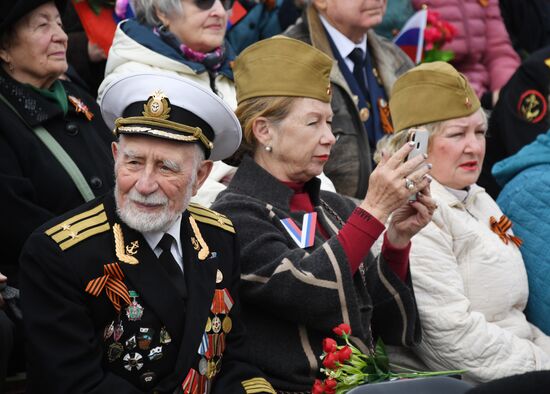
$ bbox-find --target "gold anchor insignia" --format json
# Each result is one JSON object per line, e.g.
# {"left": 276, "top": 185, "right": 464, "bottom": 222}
{"left": 189, "top": 216, "right": 210, "bottom": 261}
{"left": 521, "top": 94, "right": 541, "bottom": 121}
{"left": 113, "top": 223, "right": 139, "bottom": 265}
{"left": 191, "top": 237, "right": 200, "bottom": 251}
{"left": 125, "top": 241, "right": 139, "bottom": 256}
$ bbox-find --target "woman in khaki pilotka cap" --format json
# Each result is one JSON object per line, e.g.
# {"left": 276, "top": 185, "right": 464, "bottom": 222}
{"left": 376, "top": 61, "right": 550, "bottom": 383}
{"left": 211, "top": 36, "right": 437, "bottom": 392}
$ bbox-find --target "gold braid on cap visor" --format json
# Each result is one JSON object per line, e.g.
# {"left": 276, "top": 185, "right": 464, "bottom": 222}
{"left": 114, "top": 116, "right": 214, "bottom": 151}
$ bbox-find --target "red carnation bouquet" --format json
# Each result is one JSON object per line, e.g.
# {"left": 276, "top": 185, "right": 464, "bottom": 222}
{"left": 422, "top": 10, "right": 458, "bottom": 63}
{"left": 313, "top": 324, "right": 465, "bottom": 394}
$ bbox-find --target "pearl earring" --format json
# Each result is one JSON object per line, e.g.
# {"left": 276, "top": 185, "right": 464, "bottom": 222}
{"left": 265, "top": 145, "right": 272, "bottom": 152}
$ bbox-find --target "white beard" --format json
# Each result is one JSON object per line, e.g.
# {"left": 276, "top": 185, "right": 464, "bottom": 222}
{"left": 115, "top": 181, "right": 194, "bottom": 233}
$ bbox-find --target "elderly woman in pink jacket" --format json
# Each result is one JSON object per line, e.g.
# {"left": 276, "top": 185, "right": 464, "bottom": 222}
{"left": 413, "top": 0, "right": 520, "bottom": 109}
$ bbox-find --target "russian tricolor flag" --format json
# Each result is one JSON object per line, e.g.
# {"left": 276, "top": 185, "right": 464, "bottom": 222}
{"left": 393, "top": 9, "right": 428, "bottom": 65}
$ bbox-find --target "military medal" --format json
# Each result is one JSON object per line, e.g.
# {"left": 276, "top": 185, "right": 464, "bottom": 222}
{"left": 68, "top": 95, "right": 94, "bottom": 121}
{"left": 222, "top": 316, "right": 232, "bottom": 334}
{"left": 104, "top": 321, "right": 115, "bottom": 340}
{"left": 126, "top": 291, "right": 144, "bottom": 321}
{"left": 160, "top": 326, "right": 171, "bottom": 344}
{"left": 216, "top": 269, "right": 223, "bottom": 284}
{"left": 206, "top": 359, "right": 217, "bottom": 379}
{"left": 211, "top": 316, "right": 221, "bottom": 333}
{"left": 280, "top": 212, "right": 317, "bottom": 248}
{"left": 123, "top": 353, "right": 144, "bottom": 371}
{"left": 205, "top": 317, "right": 212, "bottom": 332}
{"left": 198, "top": 357, "right": 208, "bottom": 375}
{"left": 114, "top": 321, "right": 124, "bottom": 342}
{"left": 108, "top": 342, "right": 124, "bottom": 362}
{"left": 148, "top": 346, "right": 163, "bottom": 361}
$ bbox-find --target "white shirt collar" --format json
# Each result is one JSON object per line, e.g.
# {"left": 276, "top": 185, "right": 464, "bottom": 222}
{"left": 319, "top": 14, "right": 367, "bottom": 71}
{"left": 143, "top": 215, "right": 183, "bottom": 269}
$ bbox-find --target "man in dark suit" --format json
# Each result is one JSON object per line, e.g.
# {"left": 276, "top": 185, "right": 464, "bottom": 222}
{"left": 19, "top": 73, "right": 275, "bottom": 394}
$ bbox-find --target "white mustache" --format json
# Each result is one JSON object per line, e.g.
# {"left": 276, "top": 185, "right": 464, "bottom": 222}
{"left": 127, "top": 188, "right": 168, "bottom": 206}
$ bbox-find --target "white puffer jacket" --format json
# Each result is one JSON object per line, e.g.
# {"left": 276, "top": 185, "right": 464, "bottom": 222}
{"left": 408, "top": 180, "right": 550, "bottom": 383}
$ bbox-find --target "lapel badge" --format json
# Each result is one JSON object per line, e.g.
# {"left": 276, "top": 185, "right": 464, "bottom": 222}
{"left": 216, "top": 269, "right": 223, "bottom": 284}
{"left": 189, "top": 216, "right": 210, "bottom": 260}
{"left": 113, "top": 321, "right": 124, "bottom": 342}
{"left": 68, "top": 95, "right": 94, "bottom": 121}
{"left": 125, "top": 335, "right": 137, "bottom": 350}
{"left": 160, "top": 326, "right": 172, "bottom": 344}
{"left": 123, "top": 352, "right": 144, "bottom": 371}
{"left": 138, "top": 327, "right": 154, "bottom": 350}
{"left": 108, "top": 342, "right": 124, "bottom": 362}
{"left": 359, "top": 107, "right": 370, "bottom": 122}
{"left": 114, "top": 223, "right": 139, "bottom": 265}
{"left": 104, "top": 320, "right": 114, "bottom": 341}
{"left": 140, "top": 371, "right": 157, "bottom": 386}
{"left": 191, "top": 237, "right": 200, "bottom": 251}
{"left": 148, "top": 346, "right": 163, "bottom": 361}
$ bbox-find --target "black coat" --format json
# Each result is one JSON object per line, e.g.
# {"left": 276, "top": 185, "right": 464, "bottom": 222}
{"left": 19, "top": 192, "right": 274, "bottom": 393}
{"left": 478, "top": 46, "right": 550, "bottom": 198}
{"left": 0, "top": 69, "right": 114, "bottom": 286}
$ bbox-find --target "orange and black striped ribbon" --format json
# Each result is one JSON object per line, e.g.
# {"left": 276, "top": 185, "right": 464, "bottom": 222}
{"left": 85, "top": 263, "right": 132, "bottom": 313}
{"left": 489, "top": 215, "right": 523, "bottom": 248}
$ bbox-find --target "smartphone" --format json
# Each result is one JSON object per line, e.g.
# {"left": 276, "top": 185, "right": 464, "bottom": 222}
{"left": 405, "top": 128, "right": 429, "bottom": 200}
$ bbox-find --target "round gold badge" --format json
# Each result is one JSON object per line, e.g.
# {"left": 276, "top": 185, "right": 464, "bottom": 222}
{"left": 205, "top": 317, "right": 212, "bottom": 332}
{"left": 222, "top": 316, "right": 232, "bottom": 333}
{"left": 359, "top": 107, "right": 370, "bottom": 122}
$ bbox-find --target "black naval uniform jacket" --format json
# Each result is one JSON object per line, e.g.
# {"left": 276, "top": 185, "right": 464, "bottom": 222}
{"left": 0, "top": 69, "right": 114, "bottom": 287}
{"left": 19, "top": 192, "right": 274, "bottom": 394}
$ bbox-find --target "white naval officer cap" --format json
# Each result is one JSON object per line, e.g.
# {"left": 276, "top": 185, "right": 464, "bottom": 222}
{"left": 99, "top": 72, "right": 242, "bottom": 161}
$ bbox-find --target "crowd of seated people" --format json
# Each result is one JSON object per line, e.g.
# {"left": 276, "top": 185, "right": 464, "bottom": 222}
{"left": 2, "top": 0, "right": 550, "bottom": 393}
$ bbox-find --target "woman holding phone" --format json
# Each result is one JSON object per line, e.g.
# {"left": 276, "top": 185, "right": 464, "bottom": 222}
{"left": 212, "top": 36, "right": 437, "bottom": 392}
{"left": 377, "top": 61, "right": 550, "bottom": 383}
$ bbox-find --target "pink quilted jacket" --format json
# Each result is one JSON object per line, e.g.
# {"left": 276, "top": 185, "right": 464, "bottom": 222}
{"left": 412, "top": 0, "right": 520, "bottom": 97}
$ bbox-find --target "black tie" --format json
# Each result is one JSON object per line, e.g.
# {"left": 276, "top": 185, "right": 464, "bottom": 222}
{"left": 348, "top": 47, "right": 369, "bottom": 100}
{"left": 157, "top": 234, "right": 187, "bottom": 298}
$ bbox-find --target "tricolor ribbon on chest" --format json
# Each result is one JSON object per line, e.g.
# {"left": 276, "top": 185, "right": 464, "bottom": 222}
{"left": 85, "top": 262, "right": 131, "bottom": 313}
{"left": 489, "top": 215, "right": 523, "bottom": 248}
{"left": 280, "top": 212, "right": 317, "bottom": 248}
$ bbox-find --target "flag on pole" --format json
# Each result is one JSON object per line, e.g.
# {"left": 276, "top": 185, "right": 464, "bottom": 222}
{"left": 393, "top": 8, "right": 428, "bottom": 64}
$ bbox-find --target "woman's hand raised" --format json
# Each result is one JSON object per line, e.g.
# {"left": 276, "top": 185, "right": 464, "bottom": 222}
{"left": 360, "top": 141, "right": 431, "bottom": 224}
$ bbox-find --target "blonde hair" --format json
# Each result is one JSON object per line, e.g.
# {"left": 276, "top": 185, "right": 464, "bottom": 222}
{"left": 234, "top": 96, "right": 297, "bottom": 155}
{"left": 374, "top": 108, "right": 488, "bottom": 163}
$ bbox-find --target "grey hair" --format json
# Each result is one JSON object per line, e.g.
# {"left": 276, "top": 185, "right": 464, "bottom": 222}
{"left": 373, "top": 108, "right": 488, "bottom": 163}
{"left": 130, "top": 0, "right": 184, "bottom": 26}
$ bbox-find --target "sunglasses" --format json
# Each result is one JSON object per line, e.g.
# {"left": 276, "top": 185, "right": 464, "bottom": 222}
{"left": 194, "top": 0, "right": 234, "bottom": 10}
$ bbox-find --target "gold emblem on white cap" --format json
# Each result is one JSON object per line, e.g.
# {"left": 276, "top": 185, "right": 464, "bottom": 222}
{"left": 143, "top": 90, "right": 171, "bottom": 119}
